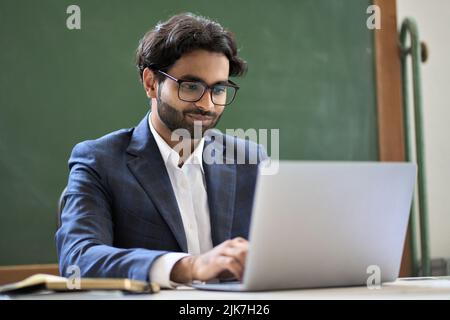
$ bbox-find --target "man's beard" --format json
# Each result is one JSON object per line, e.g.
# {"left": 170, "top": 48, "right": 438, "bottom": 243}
{"left": 156, "top": 94, "right": 223, "bottom": 139}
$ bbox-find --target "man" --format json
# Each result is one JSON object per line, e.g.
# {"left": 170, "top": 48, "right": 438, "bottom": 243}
{"left": 56, "top": 12, "right": 267, "bottom": 288}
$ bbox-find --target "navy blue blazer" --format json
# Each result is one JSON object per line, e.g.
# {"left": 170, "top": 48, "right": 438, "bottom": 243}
{"left": 56, "top": 113, "right": 266, "bottom": 281}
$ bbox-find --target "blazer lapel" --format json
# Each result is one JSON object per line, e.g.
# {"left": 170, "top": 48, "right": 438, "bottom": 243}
{"left": 126, "top": 114, "right": 188, "bottom": 252}
{"left": 203, "top": 134, "right": 237, "bottom": 247}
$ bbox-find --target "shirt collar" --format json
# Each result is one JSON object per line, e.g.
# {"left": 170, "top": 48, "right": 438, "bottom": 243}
{"left": 148, "top": 113, "right": 205, "bottom": 171}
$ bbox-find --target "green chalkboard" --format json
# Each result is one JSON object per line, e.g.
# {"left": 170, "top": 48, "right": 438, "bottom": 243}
{"left": 0, "top": 0, "right": 377, "bottom": 265}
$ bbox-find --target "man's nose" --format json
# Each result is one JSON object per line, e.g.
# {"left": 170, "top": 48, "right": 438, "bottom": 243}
{"left": 195, "top": 89, "right": 215, "bottom": 111}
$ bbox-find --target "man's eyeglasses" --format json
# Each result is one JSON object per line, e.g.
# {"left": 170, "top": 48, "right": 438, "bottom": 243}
{"left": 157, "top": 70, "right": 239, "bottom": 106}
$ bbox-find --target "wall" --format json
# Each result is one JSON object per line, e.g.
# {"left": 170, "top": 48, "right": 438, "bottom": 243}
{"left": 397, "top": 0, "right": 450, "bottom": 259}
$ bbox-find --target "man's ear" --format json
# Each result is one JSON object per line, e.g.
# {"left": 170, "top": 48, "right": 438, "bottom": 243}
{"left": 142, "top": 68, "right": 158, "bottom": 99}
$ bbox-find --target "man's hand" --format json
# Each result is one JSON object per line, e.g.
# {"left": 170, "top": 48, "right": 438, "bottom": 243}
{"left": 170, "top": 237, "right": 248, "bottom": 283}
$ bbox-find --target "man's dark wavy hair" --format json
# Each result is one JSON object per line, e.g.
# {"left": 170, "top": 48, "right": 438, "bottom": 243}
{"left": 135, "top": 12, "right": 247, "bottom": 82}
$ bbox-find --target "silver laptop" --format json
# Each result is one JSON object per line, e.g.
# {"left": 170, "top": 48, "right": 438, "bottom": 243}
{"left": 192, "top": 161, "right": 416, "bottom": 292}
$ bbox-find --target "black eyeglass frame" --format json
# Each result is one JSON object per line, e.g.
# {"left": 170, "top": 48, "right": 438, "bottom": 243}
{"left": 157, "top": 70, "right": 240, "bottom": 106}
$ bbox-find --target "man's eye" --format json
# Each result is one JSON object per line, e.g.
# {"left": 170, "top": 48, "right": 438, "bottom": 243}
{"left": 182, "top": 83, "right": 200, "bottom": 91}
{"left": 213, "top": 86, "right": 226, "bottom": 95}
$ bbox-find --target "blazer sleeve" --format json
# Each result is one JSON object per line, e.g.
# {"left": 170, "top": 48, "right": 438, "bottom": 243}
{"left": 55, "top": 141, "right": 168, "bottom": 282}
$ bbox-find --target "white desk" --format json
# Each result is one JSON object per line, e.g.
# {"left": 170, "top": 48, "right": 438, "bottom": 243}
{"left": 3, "top": 278, "right": 450, "bottom": 300}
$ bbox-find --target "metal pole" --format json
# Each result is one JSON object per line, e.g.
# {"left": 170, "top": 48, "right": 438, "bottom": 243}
{"left": 399, "top": 18, "right": 431, "bottom": 276}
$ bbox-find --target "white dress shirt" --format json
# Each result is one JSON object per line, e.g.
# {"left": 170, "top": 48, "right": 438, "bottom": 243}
{"left": 148, "top": 114, "right": 213, "bottom": 288}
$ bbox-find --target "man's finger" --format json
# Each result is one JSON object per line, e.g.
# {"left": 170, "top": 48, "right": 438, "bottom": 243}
{"left": 218, "top": 255, "right": 243, "bottom": 280}
{"left": 222, "top": 246, "right": 247, "bottom": 267}
{"left": 232, "top": 237, "right": 247, "bottom": 243}
{"left": 228, "top": 238, "right": 249, "bottom": 250}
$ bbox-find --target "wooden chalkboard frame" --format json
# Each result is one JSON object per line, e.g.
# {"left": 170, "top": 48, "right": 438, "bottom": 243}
{"left": 374, "top": 0, "right": 412, "bottom": 276}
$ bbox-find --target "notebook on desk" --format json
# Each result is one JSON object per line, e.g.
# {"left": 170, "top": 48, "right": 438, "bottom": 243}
{"left": 0, "top": 273, "right": 160, "bottom": 295}
{"left": 193, "top": 161, "right": 417, "bottom": 292}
